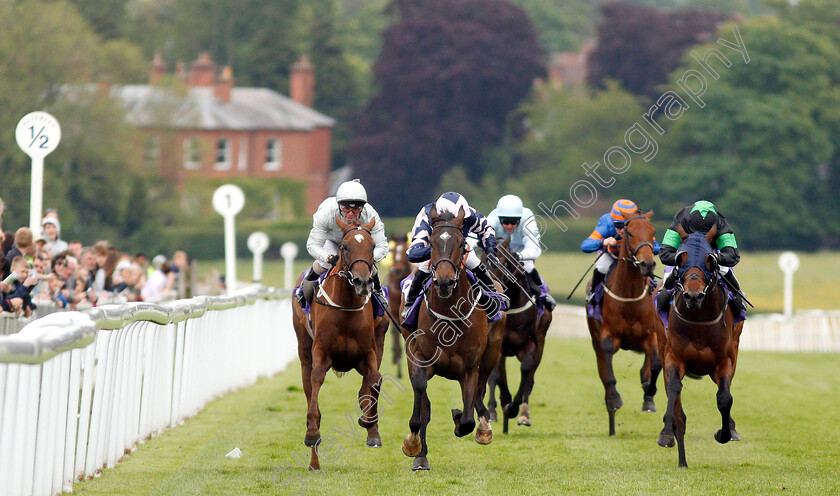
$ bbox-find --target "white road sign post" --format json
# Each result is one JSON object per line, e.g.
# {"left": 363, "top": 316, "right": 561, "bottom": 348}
{"left": 777, "top": 251, "right": 800, "bottom": 319}
{"left": 281, "top": 242, "right": 299, "bottom": 290}
{"left": 247, "top": 231, "right": 270, "bottom": 283}
{"left": 16, "top": 111, "right": 61, "bottom": 233}
{"left": 213, "top": 185, "right": 245, "bottom": 293}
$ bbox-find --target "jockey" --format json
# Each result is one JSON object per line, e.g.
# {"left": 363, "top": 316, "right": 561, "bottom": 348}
{"left": 487, "top": 194, "right": 556, "bottom": 311}
{"left": 581, "top": 199, "right": 660, "bottom": 304}
{"left": 401, "top": 192, "right": 500, "bottom": 318}
{"left": 298, "top": 179, "right": 389, "bottom": 308}
{"left": 656, "top": 200, "right": 744, "bottom": 315}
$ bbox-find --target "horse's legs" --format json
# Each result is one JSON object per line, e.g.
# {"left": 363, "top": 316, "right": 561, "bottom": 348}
{"left": 374, "top": 317, "right": 388, "bottom": 369}
{"left": 658, "top": 356, "right": 686, "bottom": 465}
{"left": 640, "top": 335, "right": 662, "bottom": 412}
{"left": 402, "top": 364, "right": 428, "bottom": 461}
{"left": 305, "top": 346, "right": 331, "bottom": 447}
{"left": 413, "top": 389, "right": 432, "bottom": 470}
{"left": 675, "top": 391, "right": 687, "bottom": 467}
{"left": 590, "top": 324, "right": 622, "bottom": 435}
{"left": 391, "top": 325, "right": 403, "bottom": 378}
{"left": 487, "top": 360, "right": 501, "bottom": 422}
{"left": 357, "top": 349, "right": 383, "bottom": 447}
{"left": 712, "top": 361, "right": 735, "bottom": 445}
{"left": 452, "top": 368, "right": 478, "bottom": 438}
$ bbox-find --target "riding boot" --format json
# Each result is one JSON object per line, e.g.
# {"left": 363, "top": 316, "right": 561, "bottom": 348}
{"left": 529, "top": 267, "right": 555, "bottom": 311}
{"left": 473, "top": 263, "right": 509, "bottom": 309}
{"left": 656, "top": 287, "right": 671, "bottom": 314}
{"left": 299, "top": 268, "right": 320, "bottom": 309}
{"left": 663, "top": 268, "right": 677, "bottom": 290}
{"left": 401, "top": 270, "right": 431, "bottom": 319}
{"left": 371, "top": 270, "right": 386, "bottom": 305}
{"left": 721, "top": 270, "right": 745, "bottom": 316}
{"left": 586, "top": 269, "right": 606, "bottom": 304}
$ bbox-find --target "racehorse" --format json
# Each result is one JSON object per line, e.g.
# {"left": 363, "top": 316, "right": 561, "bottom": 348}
{"left": 291, "top": 216, "right": 390, "bottom": 471}
{"left": 387, "top": 233, "right": 411, "bottom": 378}
{"left": 657, "top": 226, "right": 743, "bottom": 467}
{"left": 486, "top": 237, "right": 552, "bottom": 433}
{"left": 400, "top": 206, "right": 505, "bottom": 471}
{"left": 585, "top": 211, "right": 664, "bottom": 436}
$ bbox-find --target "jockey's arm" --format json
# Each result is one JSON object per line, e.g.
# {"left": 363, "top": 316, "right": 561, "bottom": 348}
{"left": 659, "top": 228, "right": 681, "bottom": 266}
{"left": 581, "top": 215, "right": 612, "bottom": 253}
{"left": 367, "top": 207, "right": 389, "bottom": 263}
{"left": 306, "top": 200, "right": 335, "bottom": 263}
{"left": 469, "top": 210, "right": 497, "bottom": 254}
{"left": 519, "top": 216, "right": 543, "bottom": 261}
{"left": 406, "top": 209, "right": 432, "bottom": 263}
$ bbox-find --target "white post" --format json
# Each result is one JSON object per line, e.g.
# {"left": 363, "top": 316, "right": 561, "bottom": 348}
{"left": 777, "top": 251, "right": 800, "bottom": 319}
{"left": 281, "top": 242, "right": 299, "bottom": 289}
{"left": 212, "top": 185, "right": 245, "bottom": 294}
{"left": 247, "top": 232, "right": 270, "bottom": 283}
{"left": 16, "top": 111, "right": 61, "bottom": 232}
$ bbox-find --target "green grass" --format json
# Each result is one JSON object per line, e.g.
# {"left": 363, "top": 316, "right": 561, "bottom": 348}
{"left": 69, "top": 338, "right": 840, "bottom": 496}
{"left": 198, "top": 251, "right": 840, "bottom": 312}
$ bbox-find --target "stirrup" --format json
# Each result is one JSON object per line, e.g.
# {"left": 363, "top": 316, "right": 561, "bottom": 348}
{"left": 542, "top": 294, "right": 556, "bottom": 311}
{"left": 585, "top": 290, "right": 596, "bottom": 304}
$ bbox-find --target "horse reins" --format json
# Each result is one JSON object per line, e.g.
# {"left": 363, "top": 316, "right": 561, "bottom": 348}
{"left": 672, "top": 271, "right": 726, "bottom": 325}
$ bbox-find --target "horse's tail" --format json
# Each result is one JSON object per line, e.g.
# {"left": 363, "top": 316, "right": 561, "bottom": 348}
{"left": 333, "top": 370, "right": 347, "bottom": 378}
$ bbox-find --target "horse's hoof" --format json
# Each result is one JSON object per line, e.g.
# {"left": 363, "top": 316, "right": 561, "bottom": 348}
{"left": 658, "top": 433, "right": 675, "bottom": 448}
{"left": 488, "top": 409, "right": 498, "bottom": 422}
{"left": 475, "top": 427, "right": 493, "bottom": 445}
{"left": 607, "top": 395, "right": 623, "bottom": 412}
{"left": 642, "top": 400, "right": 656, "bottom": 412}
{"left": 411, "top": 456, "right": 430, "bottom": 471}
{"left": 517, "top": 415, "right": 531, "bottom": 426}
{"left": 402, "top": 433, "right": 421, "bottom": 457}
{"left": 730, "top": 429, "right": 741, "bottom": 441}
{"left": 455, "top": 419, "right": 475, "bottom": 438}
{"left": 304, "top": 434, "right": 320, "bottom": 447}
{"left": 714, "top": 429, "right": 731, "bottom": 444}
{"left": 366, "top": 436, "right": 382, "bottom": 448}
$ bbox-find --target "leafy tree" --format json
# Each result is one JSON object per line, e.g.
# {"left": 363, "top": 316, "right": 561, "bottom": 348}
{"left": 351, "top": 0, "right": 545, "bottom": 215}
{"left": 587, "top": 3, "right": 728, "bottom": 98}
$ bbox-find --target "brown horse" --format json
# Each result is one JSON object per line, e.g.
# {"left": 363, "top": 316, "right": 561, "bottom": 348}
{"left": 291, "top": 216, "right": 390, "bottom": 471}
{"left": 486, "top": 237, "right": 552, "bottom": 433}
{"left": 657, "top": 227, "right": 742, "bottom": 467}
{"left": 586, "top": 211, "right": 664, "bottom": 436}
{"left": 400, "top": 206, "right": 505, "bottom": 471}
{"left": 387, "top": 233, "right": 411, "bottom": 378}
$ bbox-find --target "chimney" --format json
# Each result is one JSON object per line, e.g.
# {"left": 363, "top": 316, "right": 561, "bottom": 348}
{"left": 290, "top": 54, "right": 315, "bottom": 107}
{"left": 150, "top": 51, "right": 167, "bottom": 84}
{"left": 214, "top": 66, "right": 234, "bottom": 104}
{"left": 188, "top": 52, "right": 215, "bottom": 87}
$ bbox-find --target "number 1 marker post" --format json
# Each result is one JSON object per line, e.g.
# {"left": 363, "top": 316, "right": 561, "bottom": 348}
{"left": 213, "top": 184, "right": 245, "bottom": 293}
{"left": 16, "top": 111, "right": 61, "bottom": 233}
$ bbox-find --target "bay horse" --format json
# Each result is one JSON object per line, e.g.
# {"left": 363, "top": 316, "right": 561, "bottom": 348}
{"left": 586, "top": 211, "right": 664, "bottom": 436}
{"left": 291, "top": 216, "right": 390, "bottom": 471}
{"left": 400, "top": 206, "right": 505, "bottom": 471}
{"left": 387, "top": 233, "right": 411, "bottom": 378}
{"left": 657, "top": 227, "right": 742, "bottom": 467}
{"left": 486, "top": 237, "right": 552, "bottom": 433}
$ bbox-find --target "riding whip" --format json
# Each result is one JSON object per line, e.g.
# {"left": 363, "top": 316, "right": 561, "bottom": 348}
{"left": 567, "top": 251, "right": 605, "bottom": 300}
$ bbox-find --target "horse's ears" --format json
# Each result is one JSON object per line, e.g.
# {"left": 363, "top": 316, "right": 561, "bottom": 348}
{"left": 644, "top": 210, "right": 654, "bottom": 220}
{"left": 455, "top": 206, "right": 466, "bottom": 225}
{"left": 676, "top": 251, "right": 687, "bottom": 267}
{"left": 363, "top": 218, "right": 376, "bottom": 231}
{"left": 502, "top": 236, "right": 511, "bottom": 247}
{"left": 429, "top": 205, "right": 438, "bottom": 221}
{"left": 676, "top": 224, "right": 688, "bottom": 241}
{"left": 335, "top": 214, "right": 348, "bottom": 232}
{"left": 706, "top": 253, "right": 719, "bottom": 273}
{"left": 705, "top": 224, "right": 718, "bottom": 245}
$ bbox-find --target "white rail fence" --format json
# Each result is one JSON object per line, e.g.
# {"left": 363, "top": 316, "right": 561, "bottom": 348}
{"left": 548, "top": 304, "right": 840, "bottom": 352}
{"left": 0, "top": 288, "right": 296, "bottom": 496}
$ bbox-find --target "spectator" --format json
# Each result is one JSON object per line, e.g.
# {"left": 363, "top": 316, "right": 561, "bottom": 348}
{"left": 0, "top": 230, "right": 11, "bottom": 278}
{"left": 111, "top": 260, "right": 143, "bottom": 302}
{"left": 68, "top": 240, "right": 83, "bottom": 259}
{"left": 4, "top": 228, "right": 36, "bottom": 274}
{"left": 2, "top": 256, "right": 39, "bottom": 316}
{"left": 141, "top": 261, "right": 175, "bottom": 303}
{"left": 41, "top": 217, "right": 69, "bottom": 256}
{"left": 171, "top": 250, "right": 190, "bottom": 297}
{"left": 51, "top": 254, "right": 78, "bottom": 308}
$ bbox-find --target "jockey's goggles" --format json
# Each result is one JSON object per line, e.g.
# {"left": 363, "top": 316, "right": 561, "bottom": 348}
{"left": 338, "top": 201, "right": 365, "bottom": 210}
{"left": 500, "top": 217, "right": 520, "bottom": 226}
{"left": 614, "top": 221, "right": 626, "bottom": 230}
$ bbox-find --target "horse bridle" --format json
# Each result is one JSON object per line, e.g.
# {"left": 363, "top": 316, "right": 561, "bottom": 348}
{"left": 429, "top": 222, "right": 466, "bottom": 288}
{"left": 672, "top": 264, "right": 723, "bottom": 325}
{"left": 336, "top": 226, "right": 375, "bottom": 286}
{"left": 617, "top": 215, "right": 655, "bottom": 267}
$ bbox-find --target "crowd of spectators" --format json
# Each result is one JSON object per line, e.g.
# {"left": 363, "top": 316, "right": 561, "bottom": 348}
{"left": 0, "top": 197, "right": 190, "bottom": 317}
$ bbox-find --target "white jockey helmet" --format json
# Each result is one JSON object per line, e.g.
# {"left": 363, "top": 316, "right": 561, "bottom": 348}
{"left": 335, "top": 179, "right": 367, "bottom": 208}
{"left": 496, "top": 195, "right": 524, "bottom": 218}
{"left": 434, "top": 192, "right": 470, "bottom": 217}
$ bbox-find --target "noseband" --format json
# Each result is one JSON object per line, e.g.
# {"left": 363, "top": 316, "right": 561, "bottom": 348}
{"left": 430, "top": 223, "right": 466, "bottom": 287}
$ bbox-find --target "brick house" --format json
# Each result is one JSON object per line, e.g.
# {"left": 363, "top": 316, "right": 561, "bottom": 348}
{"left": 113, "top": 53, "right": 334, "bottom": 214}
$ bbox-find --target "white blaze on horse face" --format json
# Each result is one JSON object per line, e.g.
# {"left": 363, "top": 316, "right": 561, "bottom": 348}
{"left": 440, "top": 231, "right": 451, "bottom": 252}
{"left": 354, "top": 234, "right": 364, "bottom": 244}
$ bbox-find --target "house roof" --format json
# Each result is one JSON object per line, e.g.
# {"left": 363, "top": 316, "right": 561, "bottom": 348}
{"left": 112, "top": 85, "right": 335, "bottom": 131}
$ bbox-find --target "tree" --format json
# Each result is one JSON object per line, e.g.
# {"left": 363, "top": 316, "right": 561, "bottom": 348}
{"left": 351, "top": 0, "right": 545, "bottom": 215}
{"left": 587, "top": 3, "right": 728, "bottom": 99}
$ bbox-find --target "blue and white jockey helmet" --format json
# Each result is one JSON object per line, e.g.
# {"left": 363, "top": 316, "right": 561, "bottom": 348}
{"left": 434, "top": 192, "right": 470, "bottom": 217}
{"left": 335, "top": 179, "right": 367, "bottom": 209}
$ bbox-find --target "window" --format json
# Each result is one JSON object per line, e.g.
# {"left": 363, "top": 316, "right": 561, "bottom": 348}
{"left": 183, "top": 137, "right": 201, "bottom": 169}
{"left": 214, "top": 138, "right": 231, "bottom": 170}
{"left": 264, "top": 138, "right": 282, "bottom": 171}
{"left": 143, "top": 136, "right": 159, "bottom": 169}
